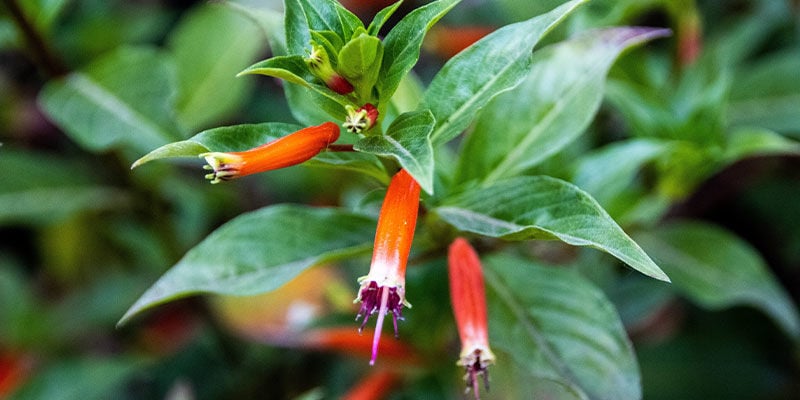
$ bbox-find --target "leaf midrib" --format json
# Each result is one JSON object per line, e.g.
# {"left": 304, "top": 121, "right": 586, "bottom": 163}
{"left": 481, "top": 62, "right": 605, "bottom": 185}
{"left": 68, "top": 74, "right": 173, "bottom": 144}
{"left": 484, "top": 266, "right": 587, "bottom": 396}
{"left": 428, "top": 0, "right": 585, "bottom": 145}
{"left": 178, "top": 31, "right": 256, "bottom": 121}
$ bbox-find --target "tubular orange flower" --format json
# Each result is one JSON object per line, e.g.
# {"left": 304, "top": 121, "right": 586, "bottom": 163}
{"left": 200, "top": 122, "right": 340, "bottom": 183}
{"left": 355, "top": 169, "right": 421, "bottom": 365}
{"left": 306, "top": 43, "right": 355, "bottom": 95}
{"left": 448, "top": 237, "right": 495, "bottom": 400}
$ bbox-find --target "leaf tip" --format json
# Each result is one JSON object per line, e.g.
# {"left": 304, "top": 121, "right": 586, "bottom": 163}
{"left": 650, "top": 267, "right": 671, "bottom": 283}
{"left": 421, "top": 180, "right": 434, "bottom": 196}
{"left": 130, "top": 157, "right": 147, "bottom": 170}
{"left": 116, "top": 305, "right": 141, "bottom": 328}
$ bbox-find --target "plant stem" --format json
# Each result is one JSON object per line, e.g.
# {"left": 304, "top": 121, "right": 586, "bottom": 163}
{"left": 327, "top": 144, "right": 356, "bottom": 152}
{"left": 3, "top": 0, "right": 68, "bottom": 77}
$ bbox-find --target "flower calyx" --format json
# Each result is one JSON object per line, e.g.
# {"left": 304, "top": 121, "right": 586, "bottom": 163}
{"left": 344, "top": 104, "right": 379, "bottom": 134}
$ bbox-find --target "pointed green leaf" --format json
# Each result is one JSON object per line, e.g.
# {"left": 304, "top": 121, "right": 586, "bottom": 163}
{"left": 238, "top": 55, "right": 314, "bottom": 87}
{"left": 423, "top": 0, "right": 587, "bottom": 146}
{"left": 459, "top": 27, "right": 671, "bottom": 184}
{"left": 131, "top": 122, "right": 302, "bottom": 168}
{"left": 119, "top": 205, "right": 375, "bottom": 325}
{"left": 333, "top": 1, "right": 364, "bottom": 39}
{"left": 367, "top": 1, "right": 403, "bottom": 36}
{"left": 435, "top": 176, "right": 669, "bottom": 281}
{"left": 38, "top": 47, "right": 179, "bottom": 153}
{"left": 486, "top": 255, "right": 640, "bottom": 400}
{"left": 284, "top": 0, "right": 312, "bottom": 55}
{"left": 239, "top": 55, "right": 357, "bottom": 113}
{"left": 378, "top": 0, "right": 460, "bottom": 102}
{"left": 354, "top": 110, "right": 435, "bottom": 194}
{"left": 285, "top": 0, "right": 356, "bottom": 55}
{"left": 634, "top": 221, "right": 800, "bottom": 338}
{"left": 311, "top": 30, "right": 344, "bottom": 59}
{"left": 169, "top": 4, "right": 263, "bottom": 131}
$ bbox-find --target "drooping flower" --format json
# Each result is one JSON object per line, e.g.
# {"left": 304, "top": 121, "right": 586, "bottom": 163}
{"left": 343, "top": 103, "right": 379, "bottom": 134}
{"left": 200, "top": 122, "right": 340, "bottom": 183}
{"left": 306, "top": 43, "right": 355, "bottom": 95}
{"left": 448, "top": 237, "right": 496, "bottom": 400}
{"left": 355, "top": 169, "right": 421, "bottom": 365}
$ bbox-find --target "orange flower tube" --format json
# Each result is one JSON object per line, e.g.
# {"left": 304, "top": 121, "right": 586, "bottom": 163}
{"left": 448, "top": 237, "right": 495, "bottom": 400}
{"left": 201, "top": 122, "right": 340, "bottom": 183}
{"left": 355, "top": 169, "right": 421, "bottom": 365}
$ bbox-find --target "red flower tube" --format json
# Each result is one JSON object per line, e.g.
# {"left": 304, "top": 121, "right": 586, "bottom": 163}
{"left": 201, "top": 122, "right": 340, "bottom": 183}
{"left": 355, "top": 169, "right": 421, "bottom": 365}
{"left": 448, "top": 237, "right": 496, "bottom": 400}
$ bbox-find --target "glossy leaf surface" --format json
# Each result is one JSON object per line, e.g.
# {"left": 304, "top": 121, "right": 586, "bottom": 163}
{"left": 354, "top": 110, "right": 435, "bottom": 194}
{"left": 458, "top": 27, "right": 671, "bottom": 184}
{"left": 435, "top": 176, "right": 669, "bottom": 281}
{"left": 131, "top": 122, "right": 302, "bottom": 168}
{"left": 119, "top": 205, "right": 375, "bottom": 325}
{"left": 169, "top": 4, "right": 262, "bottom": 131}
{"left": 486, "top": 255, "right": 640, "bottom": 400}
{"left": 38, "top": 47, "right": 179, "bottom": 153}
{"left": 423, "top": 0, "right": 587, "bottom": 146}
{"left": 378, "top": 0, "right": 460, "bottom": 102}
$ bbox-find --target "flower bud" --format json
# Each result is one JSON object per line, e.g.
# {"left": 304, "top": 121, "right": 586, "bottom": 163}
{"left": 306, "top": 43, "right": 355, "bottom": 95}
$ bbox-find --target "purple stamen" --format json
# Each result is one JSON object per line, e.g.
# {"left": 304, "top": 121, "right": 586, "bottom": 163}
{"left": 355, "top": 281, "right": 406, "bottom": 364}
{"left": 464, "top": 352, "right": 490, "bottom": 400}
{"left": 370, "top": 286, "right": 391, "bottom": 365}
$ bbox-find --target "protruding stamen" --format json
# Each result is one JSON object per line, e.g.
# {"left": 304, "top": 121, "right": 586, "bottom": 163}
{"left": 370, "top": 286, "right": 391, "bottom": 365}
{"left": 344, "top": 104, "right": 378, "bottom": 134}
{"left": 200, "top": 152, "right": 244, "bottom": 184}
